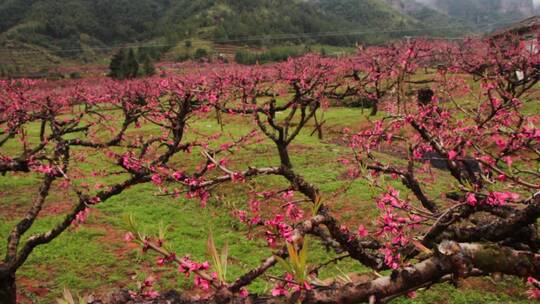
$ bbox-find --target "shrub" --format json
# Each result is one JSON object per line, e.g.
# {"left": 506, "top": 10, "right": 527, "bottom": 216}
{"left": 194, "top": 48, "right": 209, "bottom": 61}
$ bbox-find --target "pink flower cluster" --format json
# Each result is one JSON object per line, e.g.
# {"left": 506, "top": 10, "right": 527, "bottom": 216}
{"left": 527, "top": 277, "right": 540, "bottom": 299}
{"left": 265, "top": 214, "right": 294, "bottom": 247}
{"left": 129, "top": 276, "right": 160, "bottom": 300}
{"left": 270, "top": 273, "right": 311, "bottom": 297}
{"left": 177, "top": 257, "right": 210, "bottom": 278}
{"left": 466, "top": 192, "right": 520, "bottom": 207}
{"left": 71, "top": 208, "right": 90, "bottom": 228}
{"left": 374, "top": 188, "right": 422, "bottom": 269}
{"left": 176, "top": 258, "right": 214, "bottom": 291}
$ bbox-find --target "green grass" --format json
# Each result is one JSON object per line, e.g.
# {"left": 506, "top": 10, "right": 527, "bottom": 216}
{"left": 0, "top": 103, "right": 535, "bottom": 303}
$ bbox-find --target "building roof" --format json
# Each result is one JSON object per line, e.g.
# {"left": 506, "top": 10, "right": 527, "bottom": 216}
{"left": 491, "top": 15, "right": 540, "bottom": 37}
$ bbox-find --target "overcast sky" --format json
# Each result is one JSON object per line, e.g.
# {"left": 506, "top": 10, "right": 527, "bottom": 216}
{"left": 534, "top": 0, "right": 540, "bottom": 7}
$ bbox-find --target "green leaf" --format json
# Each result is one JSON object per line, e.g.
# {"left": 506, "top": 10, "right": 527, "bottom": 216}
{"left": 286, "top": 242, "right": 299, "bottom": 266}
{"left": 220, "top": 242, "right": 228, "bottom": 281}
{"left": 311, "top": 194, "right": 323, "bottom": 216}
{"left": 207, "top": 231, "right": 222, "bottom": 280}
{"left": 275, "top": 255, "right": 294, "bottom": 274}
{"left": 158, "top": 220, "right": 169, "bottom": 241}
{"left": 207, "top": 230, "right": 228, "bottom": 283}
{"left": 299, "top": 237, "right": 309, "bottom": 273}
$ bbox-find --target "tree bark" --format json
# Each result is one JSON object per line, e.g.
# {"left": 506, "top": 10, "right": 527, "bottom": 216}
{"left": 100, "top": 242, "right": 540, "bottom": 304}
{"left": 0, "top": 271, "right": 16, "bottom": 304}
{"left": 301, "top": 242, "right": 540, "bottom": 303}
{"left": 370, "top": 101, "right": 378, "bottom": 116}
{"left": 277, "top": 144, "right": 292, "bottom": 169}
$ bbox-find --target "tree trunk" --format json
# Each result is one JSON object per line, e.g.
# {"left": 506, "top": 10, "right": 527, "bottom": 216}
{"left": 370, "top": 102, "right": 378, "bottom": 116}
{"left": 277, "top": 144, "right": 292, "bottom": 169}
{"left": 0, "top": 271, "right": 16, "bottom": 304}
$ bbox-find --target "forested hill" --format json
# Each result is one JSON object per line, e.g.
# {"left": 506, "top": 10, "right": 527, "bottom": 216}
{"left": 413, "top": 0, "right": 534, "bottom": 28}
{"left": 0, "top": 0, "right": 473, "bottom": 60}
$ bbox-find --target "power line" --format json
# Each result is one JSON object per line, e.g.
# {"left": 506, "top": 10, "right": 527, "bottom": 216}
{"left": 0, "top": 15, "right": 531, "bottom": 78}
{"left": 0, "top": 16, "right": 527, "bottom": 56}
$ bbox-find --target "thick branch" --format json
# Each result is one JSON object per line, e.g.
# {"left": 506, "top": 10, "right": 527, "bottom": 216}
{"left": 301, "top": 242, "right": 540, "bottom": 304}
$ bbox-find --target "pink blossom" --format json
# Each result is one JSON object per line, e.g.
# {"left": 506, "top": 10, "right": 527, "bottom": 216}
{"left": 151, "top": 174, "right": 163, "bottom": 186}
{"left": 338, "top": 158, "right": 350, "bottom": 165}
{"left": 172, "top": 171, "right": 184, "bottom": 181}
{"left": 382, "top": 247, "right": 401, "bottom": 270}
{"left": 156, "top": 257, "right": 166, "bottom": 266}
{"left": 282, "top": 191, "right": 294, "bottom": 200}
{"left": 194, "top": 276, "right": 211, "bottom": 291}
{"left": 527, "top": 277, "right": 540, "bottom": 299}
{"left": 239, "top": 288, "right": 249, "bottom": 298}
{"left": 143, "top": 276, "right": 156, "bottom": 287}
{"left": 234, "top": 210, "right": 248, "bottom": 223}
{"left": 487, "top": 192, "right": 520, "bottom": 206}
{"left": 251, "top": 215, "right": 262, "bottom": 225}
{"left": 220, "top": 142, "right": 233, "bottom": 150}
{"left": 527, "top": 289, "right": 540, "bottom": 299}
{"left": 265, "top": 232, "right": 277, "bottom": 247}
{"left": 72, "top": 208, "right": 90, "bottom": 228}
{"left": 357, "top": 224, "right": 368, "bottom": 237}
{"left": 271, "top": 285, "right": 289, "bottom": 296}
{"left": 466, "top": 193, "right": 477, "bottom": 206}
{"left": 143, "top": 290, "right": 160, "bottom": 299}
{"left": 503, "top": 156, "right": 513, "bottom": 167}
{"left": 249, "top": 200, "right": 261, "bottom": 213}
{"left": 285, "top": 203, "right": 303, "bottom": 221}
{"left": 34, "top": 164, "right": 55, "bottom": 174}
{"left": 347, "top": 168, "right": 360, "bottom": 179}
{"left": 124, "top": 232, "right": 135, "bottom": 242}
{"left": 178, "top": 264, "right": 190, "bottom": 277}
{"left": 480, "top": 155, "right": 495, "bottom": 166}
{"left": 231, "top": 172, "right": 245, "bottom": 183}
{"left": 201, "top": 261, "right": 210, "bottom": 270}
{"left": 493, "top": 136, "right": 507, "bottom": 149}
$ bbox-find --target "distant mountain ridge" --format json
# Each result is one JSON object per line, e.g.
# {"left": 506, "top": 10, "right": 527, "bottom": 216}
{"left": 384, "top": 0, "right": 468, "bottom": 36}
{"left": 0, "top": 0, "right": 518, "bottom": 65}
{"left": 414, "top": 0, "right": 534, "bottom": 26}
{"left": 0, "top": 0, "right": 434, "bottom": 54}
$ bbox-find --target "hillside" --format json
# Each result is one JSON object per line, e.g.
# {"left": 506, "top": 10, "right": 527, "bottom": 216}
{"left": 0, "top": 0, "right": 500, "bottom": 76}
{"left": 0, "top": 0, "right": 423, "bottom": 51}
{"left": 160, "top": 0, "right": 352, "bottom": 45}
{"left": 5, "top": 0, "right": 532, "bottom": 58}
{"left": 416, "top": 0, "right": 535, "bottom": 29}
{"left": 384, "top": 0, "right": 469, "bottom": 37}
{"left": 0, "top": 0, "right": 469, "bottom": 59}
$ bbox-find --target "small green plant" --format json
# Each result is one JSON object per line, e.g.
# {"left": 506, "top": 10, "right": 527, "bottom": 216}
{"left": 311, "top": 193, "right": 323, "bottom": 216}
{"left": 207, "top": 231, "right": 228, "bottom": 284}
{"left": 69, "top": 71, "right": 82, "bottom": 79}
{"left": 125, "top": 214, "right": 169, "bottom": 245}
{"left": 194, "top": 48, "right": 209, "bottom": 61}
{"left": 56, "top": 287, "right": 92, "bottom": 304}
{"left": 275, "top": 237, "right": 310, "bottom": 285}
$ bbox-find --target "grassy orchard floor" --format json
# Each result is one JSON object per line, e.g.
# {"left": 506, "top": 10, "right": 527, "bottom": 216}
{"left": 0, "top": 104, "right": 534, "bottom": 303}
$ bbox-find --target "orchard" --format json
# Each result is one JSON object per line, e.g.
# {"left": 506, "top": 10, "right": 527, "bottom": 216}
{"left": 1, "top": 33, "right": 540, "bottom": 303}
